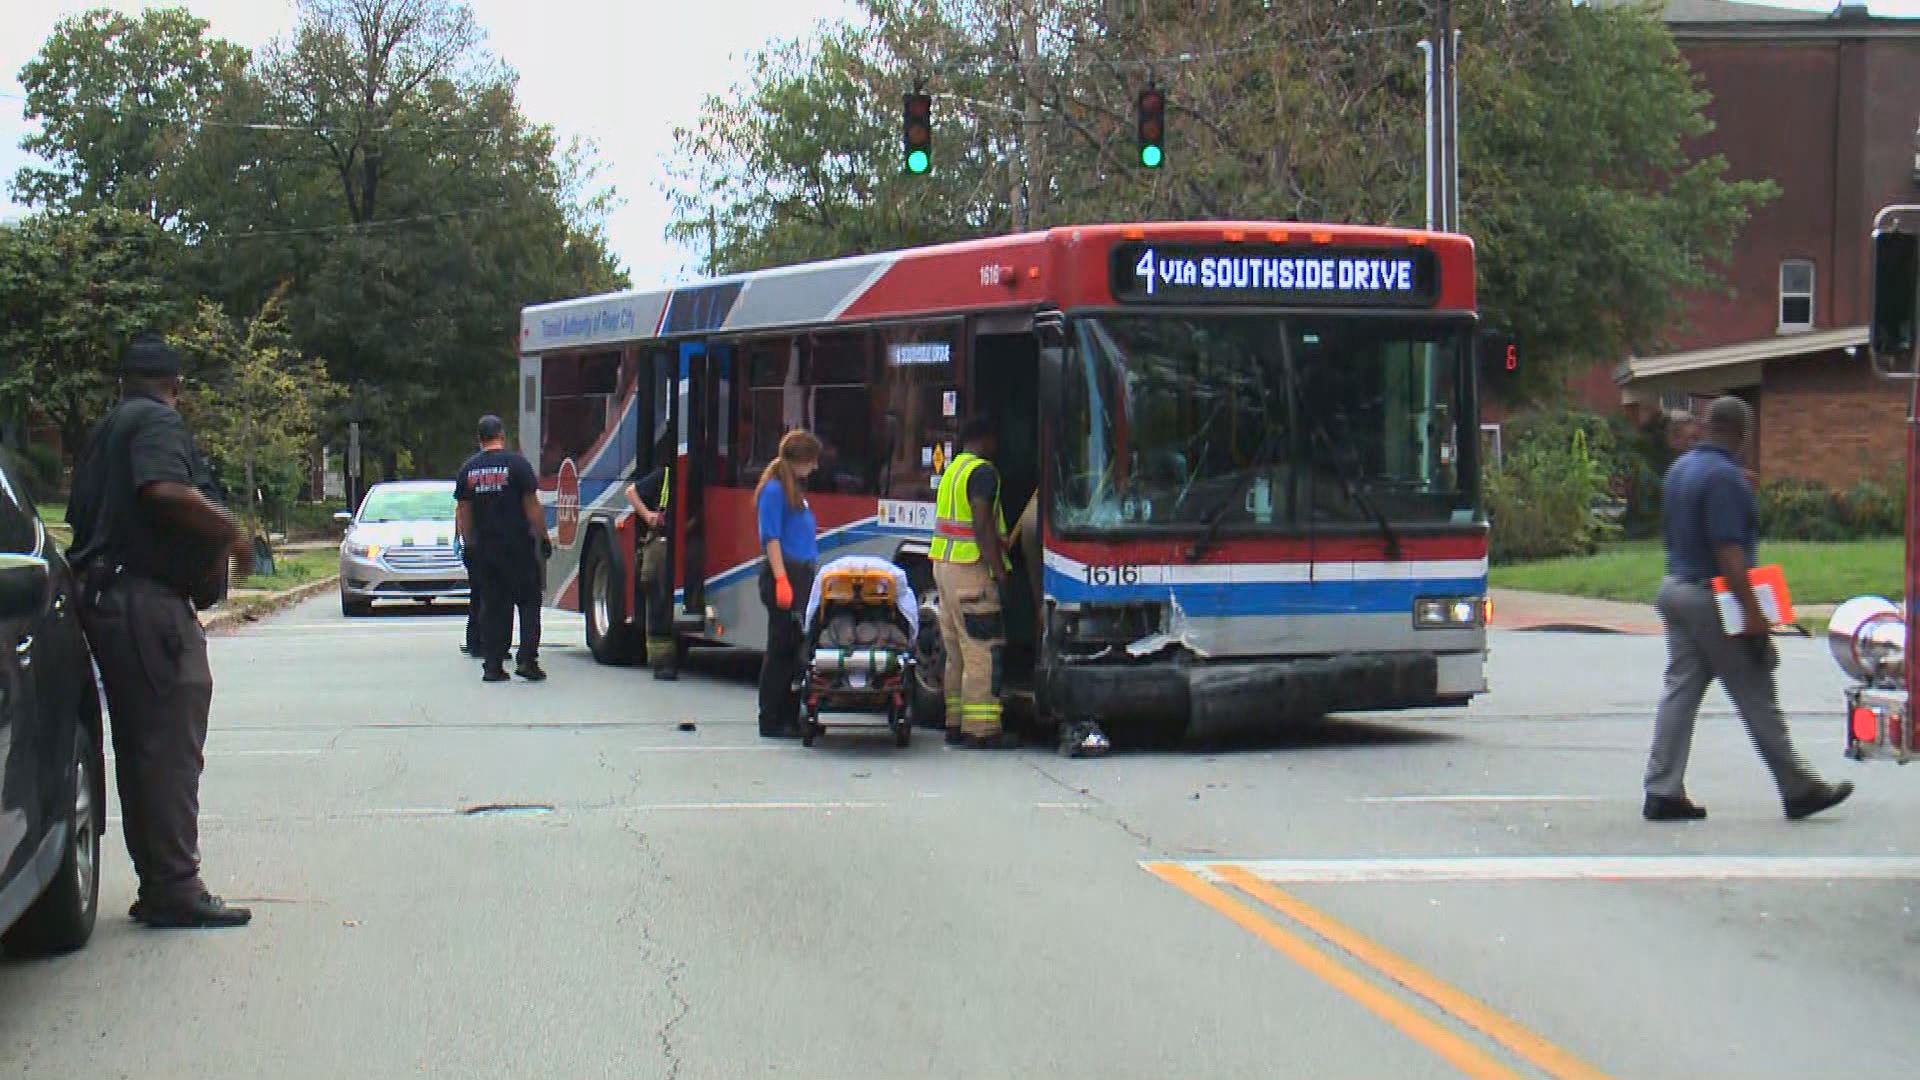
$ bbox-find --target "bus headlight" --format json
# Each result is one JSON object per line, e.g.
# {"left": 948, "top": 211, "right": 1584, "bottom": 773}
{"left": 1414, "top": 596, "right": 1482, "bottom": 629}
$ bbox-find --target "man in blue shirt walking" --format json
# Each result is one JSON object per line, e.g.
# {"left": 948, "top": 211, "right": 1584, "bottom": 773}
{"left": 1644, "top": 396, "right": 1853, "bottom": 821}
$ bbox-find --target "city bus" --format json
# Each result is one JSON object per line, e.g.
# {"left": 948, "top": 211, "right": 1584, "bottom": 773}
{"left": 517, "top": 221, "right": 1495, "bottom": 739}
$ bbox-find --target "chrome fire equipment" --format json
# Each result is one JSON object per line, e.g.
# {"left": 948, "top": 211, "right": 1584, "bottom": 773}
{"left": 1828, "top": 596, "right": 1914, "bottom": 763}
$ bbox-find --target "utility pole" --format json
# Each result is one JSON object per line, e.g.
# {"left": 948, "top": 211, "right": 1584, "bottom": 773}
{"left": 1426, "top": 0, "right": 1461, "bottom": 233}
{"left": 1019, "top": 0, "right": 1046, "bottom": 230}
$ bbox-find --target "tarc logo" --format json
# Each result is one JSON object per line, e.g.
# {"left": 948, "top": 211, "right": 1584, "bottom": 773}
{"left": 556, "top": 459, "right": 581, "bottom": 548}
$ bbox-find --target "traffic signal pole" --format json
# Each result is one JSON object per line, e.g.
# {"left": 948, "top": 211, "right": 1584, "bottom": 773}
{"left": 1424, "top": 0, "right": 1460, "bottom": 233}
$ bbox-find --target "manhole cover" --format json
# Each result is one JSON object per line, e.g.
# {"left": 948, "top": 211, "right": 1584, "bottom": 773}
{"left": 459, "top": 802, "right": 556, "bottom": 817}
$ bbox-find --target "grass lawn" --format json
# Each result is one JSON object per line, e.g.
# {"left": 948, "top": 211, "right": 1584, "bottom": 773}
{"left": 238, "top": 545, "right": 336, "bottom": 591}
{"left": 1489, "top": 539, "right": 1905, "bottom": 608}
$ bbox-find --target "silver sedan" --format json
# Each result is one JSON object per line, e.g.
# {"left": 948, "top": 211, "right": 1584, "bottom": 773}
{"left": 337, "top": 480, "right": 469, "bottom": 617}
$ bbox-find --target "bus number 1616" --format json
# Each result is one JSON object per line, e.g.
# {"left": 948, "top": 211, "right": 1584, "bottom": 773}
{"left": 1083, "top": 564, "right": 1142, "bottom": 586}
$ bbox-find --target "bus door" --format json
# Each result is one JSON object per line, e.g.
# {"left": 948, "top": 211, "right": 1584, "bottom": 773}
{"left": 677, "top": 339, "right": 730, "bottom": 632}
{"left": 968, "top": 313, "right": 1042, "bottom": 684}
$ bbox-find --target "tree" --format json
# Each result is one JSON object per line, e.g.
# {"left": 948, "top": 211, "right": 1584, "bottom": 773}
{"left": 668, "top": 0, "right": 1775, "bottom": 397}
{"left": 176, "top": 0, "right": 627, "bottom": 475}
{"left": 0, "top": 209, "right": 190, "bottom": 457}
{"left": 11, "top": 6, "right": 249, "bottom": 224}
{"left": 173, "top": 284, "right": 345, "bottom": 527}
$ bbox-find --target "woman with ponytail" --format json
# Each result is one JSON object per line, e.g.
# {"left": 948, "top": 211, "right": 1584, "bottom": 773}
{"left": 753, "top": 429, "right": 822, "bottom": 737}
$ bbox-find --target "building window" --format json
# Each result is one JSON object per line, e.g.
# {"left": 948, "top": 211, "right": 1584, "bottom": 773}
{"left": 1779, "top": 259, "right": 1814, "bottom": 332}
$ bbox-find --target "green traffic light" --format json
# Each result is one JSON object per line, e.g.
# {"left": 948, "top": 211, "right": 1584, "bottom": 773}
{"left": 908, "top": 149, "right": 930, "bottom": 174}
{"left": 1141, "top": 144, "right": 1163, "bottom": 168}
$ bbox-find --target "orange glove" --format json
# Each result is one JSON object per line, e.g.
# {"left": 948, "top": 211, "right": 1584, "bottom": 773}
{"left": 774, "top": 574, "right": 793, "bottom": 610}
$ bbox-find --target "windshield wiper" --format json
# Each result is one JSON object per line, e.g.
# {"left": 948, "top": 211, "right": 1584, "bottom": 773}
{"left": 1185, "top": 344, "right": 1292, "bottom": 562}
{"left": 1183, "top": 434, "right": 1281, "bottom": 562}
{"left": 1310, "top": 425, "right": 1402, "bottom": 561}
{"left": 1268, "top": 321, "right": 1400, "bottom": 561}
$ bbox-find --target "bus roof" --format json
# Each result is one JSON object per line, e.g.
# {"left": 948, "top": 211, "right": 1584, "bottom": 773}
{"left": 519, "top": 220, "right": 1475, "bottom": 356}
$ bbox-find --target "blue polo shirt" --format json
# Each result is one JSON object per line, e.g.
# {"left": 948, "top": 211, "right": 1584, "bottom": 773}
{"left": 1662, "top": 444, "right": 1756, "bottom": 582}
{"left": 757, "top": 478, "right": 818, "bottom": 564}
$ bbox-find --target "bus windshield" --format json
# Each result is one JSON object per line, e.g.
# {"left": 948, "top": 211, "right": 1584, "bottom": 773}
{"left": 1051, "top": 313, "right": 1474, "bottom": 535}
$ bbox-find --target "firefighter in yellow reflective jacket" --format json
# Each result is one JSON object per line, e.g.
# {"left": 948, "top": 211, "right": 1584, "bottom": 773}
{"left": 929, "top": 418, "right": 1017, "bottom": 748}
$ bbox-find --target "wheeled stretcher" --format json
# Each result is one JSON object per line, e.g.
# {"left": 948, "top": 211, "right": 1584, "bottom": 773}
{"left": 797, "top": 557, "right": 920, "bottom": 748}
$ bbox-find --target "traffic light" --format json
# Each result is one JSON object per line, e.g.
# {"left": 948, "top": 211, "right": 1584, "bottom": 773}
{"left": 903, "top": 91, "right": 932, "bottom": 175}
{"left": 1137, "top": 86, "right": 1166, "bottom": 168}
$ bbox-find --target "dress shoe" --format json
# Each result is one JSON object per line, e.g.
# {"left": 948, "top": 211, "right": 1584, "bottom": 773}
{"left": 515, "top": 660, "right": 548, "bottom": 682}
{"left": 137, "top": 891, "right": 252, "bottom": 929}
{"left": 1785, "top": 780, "right": 1854, "bottom": 820}
{"left": 1643, "top": 794, "right": 1707, "bottom": 821}
{"left": 482, "top": 665, "right": 510, "bottom": 683}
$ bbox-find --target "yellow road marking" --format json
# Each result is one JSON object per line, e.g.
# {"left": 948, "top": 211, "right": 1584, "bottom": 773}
{"left": 1142, "top": 862, "right": 1526, "bottom": 1080}
{"left": 1214, "top": 864, "right": 1611, "bottom": 1080}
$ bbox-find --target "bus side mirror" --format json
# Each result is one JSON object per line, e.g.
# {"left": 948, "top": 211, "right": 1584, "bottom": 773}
{"left": 1870, "top": 224, "right": 1920, "bottom": 379}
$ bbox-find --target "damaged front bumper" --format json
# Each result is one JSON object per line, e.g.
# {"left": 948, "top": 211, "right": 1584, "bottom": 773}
{"left": 1044, "top": 651, "right": 1462, "bottom": 739}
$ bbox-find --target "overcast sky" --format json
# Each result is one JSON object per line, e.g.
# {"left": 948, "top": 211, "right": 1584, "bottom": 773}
{"left": 0, "top": 0, "right": 857, "bottom": 288}
{"left": 1, "top": 0, "right": 1909, "bottom": 289}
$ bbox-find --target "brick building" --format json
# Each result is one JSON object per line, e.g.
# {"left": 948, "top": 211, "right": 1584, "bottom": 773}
{"left": 1596, "top": 0, "right": 1920, "bottom": 490}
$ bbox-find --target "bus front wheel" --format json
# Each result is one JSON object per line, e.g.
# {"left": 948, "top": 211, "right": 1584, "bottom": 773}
{"left": 911, "top": 595, "right": 946, "bottom": 729}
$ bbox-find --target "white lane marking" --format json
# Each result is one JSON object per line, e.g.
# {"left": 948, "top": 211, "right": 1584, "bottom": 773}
{"left": 620, "top": 801, "right": 884, "bottom": 812}
{"left": 621, "top": 746, "right": 786, "bottom": 753}
{"left": 1355, "top": 795, "right": 1607, "bottom": 804}
{"left": 1176, "top": 856, "right": 1920, "bottom": 884}
{"left": 106, "top": 749, "right": 332, "bottom": 760}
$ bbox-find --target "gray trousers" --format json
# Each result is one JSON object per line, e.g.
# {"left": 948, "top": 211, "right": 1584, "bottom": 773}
{"left": 79, "top": 573, "right": 214, "bottom": 906}
{"left": 1646, "top": 576, "right": 1818, "bottom": 801}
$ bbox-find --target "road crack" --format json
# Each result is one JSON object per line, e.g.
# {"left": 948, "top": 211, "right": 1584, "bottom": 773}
{"left": 617, "top": 769, "right": 690, "bottom": 1080}
{"left": 1026, "top": 761, "right": 1159, "bottom": 852}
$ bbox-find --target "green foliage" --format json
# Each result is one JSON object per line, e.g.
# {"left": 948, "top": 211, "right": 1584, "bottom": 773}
{"left": 1756, "top": 473, "right": 1904, "bottom": 542}
{"left": 1501, "top": 408, "right": 1675, "bottom": 539}
{"left": 0, "top": 209, "right": 191, "bottom": 455}
{"left": 11, "top": 6, "right": 248, "bottom": 223}
{"left": 1485, "top": 425, "right": 1616, "bottom": 563}
{"left": 173, "top": 285, "right": 345, "bottom": 530}
{"left": 669, "top": 0, "right": 1772, "bottom": 399}
{"left": 9, "top": 0, "right": 626, "bottom": 476}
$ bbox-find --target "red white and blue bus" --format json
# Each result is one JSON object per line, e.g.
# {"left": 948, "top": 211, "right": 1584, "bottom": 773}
{"left": 518, "top": 221, "right": 1495, "bottom": 739}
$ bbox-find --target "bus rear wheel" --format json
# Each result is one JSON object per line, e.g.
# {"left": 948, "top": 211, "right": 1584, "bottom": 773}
{"left": 582, "top": 535, "right": 641, "bottom": 666}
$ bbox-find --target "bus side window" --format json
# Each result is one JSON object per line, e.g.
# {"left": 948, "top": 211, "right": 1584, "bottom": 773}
{"left": 738, "top": 335, "right": 800, "bottom": 482}
{"left": 878, "top": 324, "right": 959, "bottom": 501}
{"left": 804, "top": 329, "right": 879, "bottom": 495}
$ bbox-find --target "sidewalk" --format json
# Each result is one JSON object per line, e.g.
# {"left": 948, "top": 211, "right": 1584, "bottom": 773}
{"left": 1491, "top": 588, "right": 1837, "bottom": 636}
{"left": 199, "top": 538, "right": 342, "bottom": 633}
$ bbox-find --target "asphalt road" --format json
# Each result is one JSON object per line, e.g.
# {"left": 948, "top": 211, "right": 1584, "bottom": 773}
{"left": 3, "top": 598, "right": 1918, "bottom": 1079}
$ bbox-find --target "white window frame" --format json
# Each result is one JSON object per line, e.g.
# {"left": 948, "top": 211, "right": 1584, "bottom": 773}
{"left": 1779, "top": 259, "right": 1815, "bottom": 333}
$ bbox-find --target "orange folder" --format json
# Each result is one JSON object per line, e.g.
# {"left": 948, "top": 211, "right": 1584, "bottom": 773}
{"left": 1711, "top": 564, "right": 1794, "bottom": 633}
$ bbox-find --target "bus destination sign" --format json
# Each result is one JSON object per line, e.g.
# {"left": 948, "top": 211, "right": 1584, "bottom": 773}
{"left": 1110, "top": 242, "right": 1439, "bottom": 307}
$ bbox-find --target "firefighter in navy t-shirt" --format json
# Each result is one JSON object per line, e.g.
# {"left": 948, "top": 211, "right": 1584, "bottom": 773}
{"left": 455, "top": 414, "right": 550, "bottom": 683}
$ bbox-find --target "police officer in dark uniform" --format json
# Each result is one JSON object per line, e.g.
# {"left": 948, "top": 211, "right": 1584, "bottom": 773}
{"left": 67, "top": 335, "right": 254, "bottom": 929}
{"left": 624, "top": 463, "right": 676, "bottom": 680}
{"left": 455, "top": 414, "right": 550, "bottom": 683}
